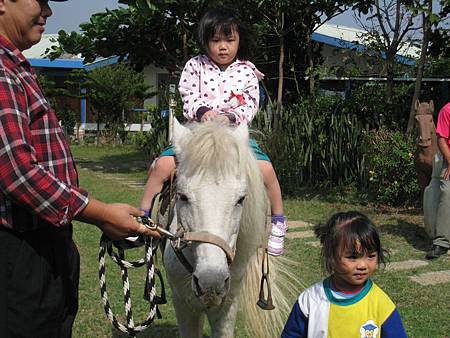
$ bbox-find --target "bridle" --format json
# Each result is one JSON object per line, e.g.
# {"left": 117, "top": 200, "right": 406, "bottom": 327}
{"left": 142, "top": 171, "right": 274, "bottom": 311}
{"left": 143, "top": 200, "right": 274, "bottom": 311}
{"left": 139, "top": 215, "right": 236, "bottom": 274}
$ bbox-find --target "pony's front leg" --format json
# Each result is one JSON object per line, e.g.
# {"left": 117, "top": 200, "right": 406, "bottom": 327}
{"left": 207, "top": 298, "right": 239, "bottom": 338}
{"left": 172, "top": 294, "right": 205, "bottom": 338}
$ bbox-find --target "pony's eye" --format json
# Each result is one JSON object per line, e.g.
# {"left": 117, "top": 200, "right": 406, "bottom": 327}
{"left": 236, "top": 195, "right": 246, "bottom": 205}
{"left": 178, "top": 193, "right": 189, "bottom": 202}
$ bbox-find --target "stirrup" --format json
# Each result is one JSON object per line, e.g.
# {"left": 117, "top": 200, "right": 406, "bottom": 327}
{"left": 257, "top": 248, "right": 275, "bottom": 310}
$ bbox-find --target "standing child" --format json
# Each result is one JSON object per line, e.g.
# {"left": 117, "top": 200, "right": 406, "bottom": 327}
{"left": 282, "top": 211, "right": 407, "bottom": 338}
{"left": 140, "top": 7, "right": 288, "bottom": 255}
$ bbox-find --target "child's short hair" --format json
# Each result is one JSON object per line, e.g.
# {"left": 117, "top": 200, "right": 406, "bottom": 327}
{"left": 314, "top": 211, "right": 388, "bottom": 274}
{"left": 197, "top": 7, "right": 253, "bottom": 60}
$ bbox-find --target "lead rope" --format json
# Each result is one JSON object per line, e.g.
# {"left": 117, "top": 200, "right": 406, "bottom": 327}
{"left": 98, "top": 234, "right": 159, "bottom": 337}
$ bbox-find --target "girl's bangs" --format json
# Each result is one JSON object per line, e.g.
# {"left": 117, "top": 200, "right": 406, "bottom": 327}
{"left": 338, "top": 221, "right": 379, "bottom": 256}
{"left": 213, "top": 22, "right": 236, "bottom": 37}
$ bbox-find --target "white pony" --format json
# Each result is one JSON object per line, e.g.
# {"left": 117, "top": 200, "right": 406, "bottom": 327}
{"left": 162, "top": 119, "right": 299, "bottom": 338}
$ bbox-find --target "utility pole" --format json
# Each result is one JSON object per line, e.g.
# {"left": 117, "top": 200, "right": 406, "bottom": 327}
{"left": 168, "top": 83, "right": 176, "bottom": 141}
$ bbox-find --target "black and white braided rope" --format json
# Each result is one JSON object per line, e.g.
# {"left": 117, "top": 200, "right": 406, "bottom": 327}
{"left": 99, "top": 234, "right": 158, "bottom": 337}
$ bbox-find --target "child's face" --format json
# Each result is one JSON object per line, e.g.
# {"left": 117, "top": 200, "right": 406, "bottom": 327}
{"left": 333, "top": 243, "right": 378, "bottom": 292}
{"left": 207, "top": 28, "right": 240, "bottom": 71}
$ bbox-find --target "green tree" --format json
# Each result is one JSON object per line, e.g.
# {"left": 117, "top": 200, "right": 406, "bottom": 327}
{"left": 46, "top": 0, "right": 372, "bottom": 129}
{"left": 64, "top": 63, "right": 152, "bottom": 143}
{"left": 406, "top": 0, "right": 437, "bottom": 134}
{"left": 237, "top": 0, "right": 372, "bottom": 129}
{"left": 357, "top": 0, "right": 423, "bottom": 108}
{"left": 46, "top": 1, "right": 215, "bottom": 73}
{"left": 427, "top": 1, "right": 450, "bottom": 77}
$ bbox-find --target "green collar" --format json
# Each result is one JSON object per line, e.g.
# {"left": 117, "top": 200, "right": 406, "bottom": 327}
{"left": 323, "top": 277, "right": 373, "bottom": 306}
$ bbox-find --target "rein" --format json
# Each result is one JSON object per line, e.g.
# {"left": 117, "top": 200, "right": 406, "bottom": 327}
{"left": 98, "top": 234, "right": 165, "bottom": 337}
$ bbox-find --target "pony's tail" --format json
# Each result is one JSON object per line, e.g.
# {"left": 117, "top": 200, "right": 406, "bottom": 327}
{"left": 239, "top": 251, "right": 305, "bottom": 338}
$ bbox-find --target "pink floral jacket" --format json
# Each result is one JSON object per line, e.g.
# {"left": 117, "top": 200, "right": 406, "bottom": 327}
{"left": 178, "top": 55, "right": 264, "bottom": 125}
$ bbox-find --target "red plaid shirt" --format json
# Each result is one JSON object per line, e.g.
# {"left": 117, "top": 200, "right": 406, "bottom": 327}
{"left": 0, "top": 35, "right": 88, "bottom": 231}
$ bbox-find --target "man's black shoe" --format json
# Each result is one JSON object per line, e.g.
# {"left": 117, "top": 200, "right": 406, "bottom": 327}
{"left": 425, "top": 245, "right": 449, "bottom": 259}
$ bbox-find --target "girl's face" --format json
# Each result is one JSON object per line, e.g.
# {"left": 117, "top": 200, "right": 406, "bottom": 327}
{"left": 207, "top": 28, "right": 240, "bottom": 71}
{"left": 332, "top": 242, "right": 378, "bottom": 292}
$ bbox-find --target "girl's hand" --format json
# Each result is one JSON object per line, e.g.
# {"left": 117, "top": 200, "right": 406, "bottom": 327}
{"left": 215, "top": 114, "right": 230, "bottom": 126}
{"left": 201, "top": 110, "right": 218, "bottom": 122}
{"left": 443, "top": 166, "right": 450, "bottom": 181}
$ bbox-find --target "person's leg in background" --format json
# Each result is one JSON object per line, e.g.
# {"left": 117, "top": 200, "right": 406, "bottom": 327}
{"left": 426, "top": 159, "right": 450, "bottom": 259}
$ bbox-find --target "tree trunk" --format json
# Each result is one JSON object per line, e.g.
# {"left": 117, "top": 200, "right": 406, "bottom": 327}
{"left": 274, "top": 13, "right": 285, "bottom": 132}
{"left": 385, "top": 55, "right": 395, "bottom": 106}
{"left": 307, "top": 34, "right": 315, "bottom": 95}
{"left": 182, "top": 31, "right": 188, "bottom": 64}
{"left": 407, "top": 1, "right": 432, "bottom": 134}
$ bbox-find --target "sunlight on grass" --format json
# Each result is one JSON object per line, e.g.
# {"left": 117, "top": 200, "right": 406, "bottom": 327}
{"left": 72, "top": 145, "right": 450, "bottom": 338}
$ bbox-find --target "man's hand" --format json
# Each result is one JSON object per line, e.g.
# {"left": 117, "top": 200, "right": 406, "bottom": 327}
{"left": 76, "top": 198, "right": 160, "bottom": 239}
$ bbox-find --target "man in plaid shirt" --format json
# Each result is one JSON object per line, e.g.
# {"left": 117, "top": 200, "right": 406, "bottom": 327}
{"left": 0, "top": 1, "right": 158, "bottom": 337}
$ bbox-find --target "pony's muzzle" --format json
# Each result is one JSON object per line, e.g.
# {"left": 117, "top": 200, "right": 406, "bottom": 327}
{"left": 419, "top": 136, "right": 432, "bottom": 147}
{"left": 192, "top": 270, "right": 231, "bottom": 301}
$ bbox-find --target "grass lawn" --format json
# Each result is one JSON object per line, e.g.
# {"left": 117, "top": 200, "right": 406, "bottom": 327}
{"left": 71, "top": 145, "right": 450, "bottom": 338}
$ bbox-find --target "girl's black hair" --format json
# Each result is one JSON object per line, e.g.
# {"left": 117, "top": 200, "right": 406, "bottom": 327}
{"left": 197, "top": 7, "right": 253, "bottom": 60}
{"left": 314, "top": 211, "right": 388, "bottom": 275}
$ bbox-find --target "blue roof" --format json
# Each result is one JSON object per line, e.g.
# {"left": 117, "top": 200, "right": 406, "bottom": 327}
{"left": 28, "top": 58, "right": 84, "bottom": 69}
{"left": 29, "top": 55, "right": 121, "bottom": 71}
{"left": 311, "top": 31, "right": 415, "bottom": 66}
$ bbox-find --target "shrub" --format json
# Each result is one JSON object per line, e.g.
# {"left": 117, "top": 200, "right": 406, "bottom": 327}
{"left": 364, "top": 127, "right": 419, "bottom": 206}
{"left": 341, "top": 82, "right": 413, "bottom": 131}
{"left": 253, "top": 95, "right": 368, "bottom": 194}
{"left": 135, "top": 103, "right": 183, "bottom": 159}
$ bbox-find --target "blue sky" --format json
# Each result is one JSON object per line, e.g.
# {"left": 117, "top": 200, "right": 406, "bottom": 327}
{"left": 46, "top": 0, "right": 361, "bottom": 34}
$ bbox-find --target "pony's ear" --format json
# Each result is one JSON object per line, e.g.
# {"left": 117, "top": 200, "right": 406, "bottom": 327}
{"left": 172, "top": 118, "right": 192, "bottom": 151}
{"left": 430, "top": 100, "right": 435, "bottom": 112}
{"left": 233, "top": 122, "right": 249, "bottom": 143}
{"left": 415, "top": 99, "right": 420, "bottom": 110}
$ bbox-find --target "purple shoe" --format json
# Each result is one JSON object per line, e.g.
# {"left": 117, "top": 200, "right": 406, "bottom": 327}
{"left": 268, "top": 216, "right": 288, "bottom": 256}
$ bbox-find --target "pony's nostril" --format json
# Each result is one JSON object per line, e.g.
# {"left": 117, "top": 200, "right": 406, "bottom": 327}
{"left": 193, "top": 275, "right": 203, "bottom": 296}
{"left": 224, "top": 277, "right": 230, "bottom": 291}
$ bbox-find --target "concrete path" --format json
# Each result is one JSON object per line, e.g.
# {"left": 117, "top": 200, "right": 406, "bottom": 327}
{"left": 385, "top": 260, "right": 429, "bottom": 272}
{"left": 289, "top": 220, "right": 313, "bottom": 229}
{"left": 410, "top": 270, "right": 450, "bottom": 286}
{"left": 286, "top": 230, "right": 315, "bottom": 239}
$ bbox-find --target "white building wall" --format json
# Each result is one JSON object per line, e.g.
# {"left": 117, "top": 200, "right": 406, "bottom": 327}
{"left": 143, "top": 64, "right": 170, "bottom": 106}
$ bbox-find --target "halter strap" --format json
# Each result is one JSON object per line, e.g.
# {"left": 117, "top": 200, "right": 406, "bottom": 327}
{"left": 182, "top": 231, "right": 235, "bottom": 264}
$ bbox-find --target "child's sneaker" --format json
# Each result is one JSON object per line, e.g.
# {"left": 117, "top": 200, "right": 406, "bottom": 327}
{"left": 268, "top": 215, "right": 288, "bottom": 256}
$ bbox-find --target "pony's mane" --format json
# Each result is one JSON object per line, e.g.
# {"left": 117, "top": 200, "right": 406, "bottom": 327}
{"left": 176, "top": 121, "right": 267, "bottom": 237}
{"left": 178, "top": 121, "right": 244, "bottom": 178}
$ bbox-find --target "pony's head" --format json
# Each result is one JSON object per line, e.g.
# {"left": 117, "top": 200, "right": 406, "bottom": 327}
{"left": 171, "top": 118, "right": 266, "bottom": 308}
{"left": 414, "top": 100, "right": 435, "bottom": 148}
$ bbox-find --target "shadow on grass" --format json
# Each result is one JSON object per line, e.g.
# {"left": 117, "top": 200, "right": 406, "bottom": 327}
{"left": 111, "top": 324, "right": 210, "bottom": 338}
{"left": 381, "top": 219, "right": 431, "bottom": 253}
{"left": 76, "top": 152, "right": 150, "bottom": 174}
{"left": 283, "top": 184, "right": 369, "bottom": 206}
